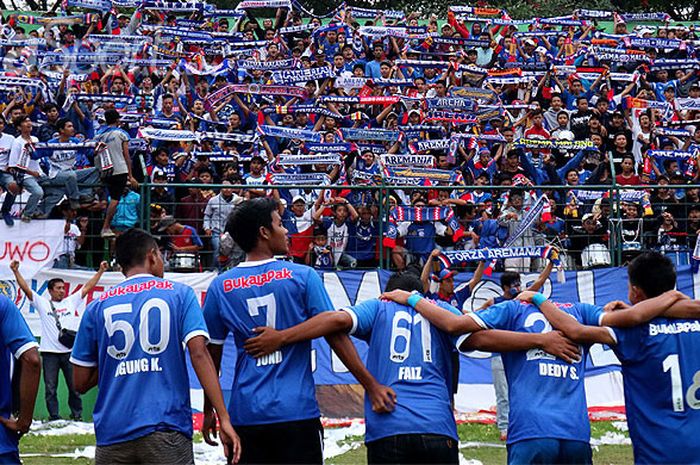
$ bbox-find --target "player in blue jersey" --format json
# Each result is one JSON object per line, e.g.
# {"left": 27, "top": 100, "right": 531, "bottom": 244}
{"left": 201, "top": 198, "right": 395, "bottom": 465}
{"left": 242, "top": 270, "right": 579, "bottom": 465}
{"left": 524, "top": 251, "right": 700, "bottom": 464}
{"left": 0, "top": 295, "right": 40, "bottom": 465}
{"left": 70, "top": 229, "right": 239, "bottom": 465}
{"left": 380, "top": 284, "right": 688, "bottom": 465}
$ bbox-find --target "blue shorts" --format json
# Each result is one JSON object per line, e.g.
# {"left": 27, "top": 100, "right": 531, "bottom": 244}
{"left": 508, "top": 438, "right": 592, "bottom": 465}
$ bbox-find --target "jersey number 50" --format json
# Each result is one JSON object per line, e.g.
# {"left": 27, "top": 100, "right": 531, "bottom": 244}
{"left": 104, "top": 298, "right": 171, "bottom": 360}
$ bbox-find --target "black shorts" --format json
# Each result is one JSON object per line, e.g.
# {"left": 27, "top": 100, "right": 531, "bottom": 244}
{"left": 366, "top": 434, "right": 459, "bottom": 465}
{"left": 94, "top": 430, "right": 194, "bottom": 465}
{"left": 104, "top": 173, "right": 128, "bottom": 201}
{"left": 235, "top": 417, "right": 323, "bottom": 464}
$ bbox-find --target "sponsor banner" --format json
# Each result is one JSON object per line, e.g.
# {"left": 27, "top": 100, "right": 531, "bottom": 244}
{"left": 0, "top": 221, "right": 65, "bottom": 281}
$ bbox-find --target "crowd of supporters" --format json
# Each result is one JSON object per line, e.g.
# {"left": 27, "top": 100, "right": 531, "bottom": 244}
{"left": 1, "top": 1, "right": 699, "bottom": 272}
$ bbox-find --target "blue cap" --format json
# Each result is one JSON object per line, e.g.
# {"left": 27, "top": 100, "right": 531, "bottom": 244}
{"left": 431, "top": 269, "right": 457, "bottom": 282}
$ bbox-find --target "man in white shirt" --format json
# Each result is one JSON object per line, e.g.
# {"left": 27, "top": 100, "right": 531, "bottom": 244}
{"left": 0, "top": 116, "right": 18, "bottom": 226}
{"left": 8, "top": 115, "right": 44, "bottom": 222}
{"left": 10, "top": 260, "right": 108, "bottom": 421}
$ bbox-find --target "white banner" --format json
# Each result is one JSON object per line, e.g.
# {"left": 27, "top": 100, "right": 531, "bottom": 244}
{"left": 0, "top": 220, "right": 66, "bottom": 281}
{"left": 1, "top": 268, "right": 217, "bottom": 336}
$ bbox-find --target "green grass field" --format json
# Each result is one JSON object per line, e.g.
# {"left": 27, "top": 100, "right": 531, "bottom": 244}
{"left": 19, "top": 421, "right": 633, "bottom": 465}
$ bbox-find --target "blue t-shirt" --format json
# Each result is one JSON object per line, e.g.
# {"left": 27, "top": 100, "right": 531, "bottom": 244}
{"left": 0, "top": 296, "right": 38, "bottom": 455}
{"left": 70, "top": 274, "right": 208, "bottom": 446}
{"left": 469, "top": 300, "right": 604, "bottom": 445}
{"left": 203, "top": 259, "right": 334, "bottom": 426}
{"left": 610, "top": 318, "right": 700, "bottom": 464}
{"left": 344, "top": 298, "right": 460, "bottom": 443}
{"left": 347, "top": 220, "right": 377, "bottom": 261}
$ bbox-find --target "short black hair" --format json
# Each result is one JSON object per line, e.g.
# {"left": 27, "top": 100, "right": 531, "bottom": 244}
{"left": 104, "top": 109, "right": 120, "bottom": 125}
{"left": 115, "top": 228, "right": 159, "bottom": 273}
{"left": 225, "top": 198, "right": 278, "bottom": 253}
{"left": 628, "top": 252, "right": 676, "bottom": 298}
{"left": 385, "top": 271, "right": 423, "bottom": 293}
{"left": 56, "top": 118, "right": 71, "bottom": 132}
{"left": 501, "top": 271, "right": 521, "bottom": 288}
{"left": 48, "top": 278, "right": 64, "bottom": 291}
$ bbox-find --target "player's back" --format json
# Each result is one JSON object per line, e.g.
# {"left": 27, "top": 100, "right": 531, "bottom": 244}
{"left": 71, "top": 275, "right": 206, "bottom": 446}
{"left": 345, "top": 298, "right": 458, "bottom": 442}
{"left": 203, "top": 259, "right": 333, "bottom": 426}
{"left": 611, "top": 317, "right": 700, "bottom": 464}
{"left": 471, "top": 300, "right": 598, "bottom": 444}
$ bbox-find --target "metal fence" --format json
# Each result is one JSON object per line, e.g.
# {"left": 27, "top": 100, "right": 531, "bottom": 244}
{"left": 37, "top": 180, "right": 698, "bottom": 274}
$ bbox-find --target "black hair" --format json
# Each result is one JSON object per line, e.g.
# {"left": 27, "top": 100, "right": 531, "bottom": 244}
{"left": 628, "top": 252, "right": 676, "bottom": 298}
{"left": 104, "top": 109, "right": 120, "bottom": 125}
{"left": 47, "top": 278, "right": 65, "bottom": 291}
{"left": 500, "top": 271, "right": 521, "bottom": 288}
{"left": 56, "top": 118, "right": 71, "bottom": 132}
{"left": 225, "top": 198, "right": 278, "bottom": 253}
{"left": 115, "top": 228, "right": 159, "bottom": 273}
{"left": 14, "top": 115, "right": 30, "bottom": 128}
{"left": 385, "top": 271, "right": 423, "bottom": 293}
{"left": 43, "top": 102, "right": 58, "bottom": 112}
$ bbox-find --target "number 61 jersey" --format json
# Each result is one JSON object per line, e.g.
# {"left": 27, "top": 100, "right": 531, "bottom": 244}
{"left": 203, "top": 259, "right": 334, "bottom": 427}
{"left": 70, "top": 274, "right": 209, "bottom": 446}
{"left": 342, "top": 298, "right": 460, "bottom": 443}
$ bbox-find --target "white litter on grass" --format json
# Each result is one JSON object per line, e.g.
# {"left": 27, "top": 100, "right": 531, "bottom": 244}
{"left": 325, "top": 420, "right": 366, "bottom": 460}
{"left": 27, "top": 419, "right": 94, "bottom": 436}
{"left": 459, "top": 454, "right": 484, "bottom": 465}
{"left": 193, "top": 440, "right": 227, "bottom": 465}
{"left": 590, "top": 431, "right": 632, "bottom": 446}
{"left": 459, "top": 441, "right": 506, "bottom": 449}
{"left": 612, "top": 421, "right": 629, "bottom": 432}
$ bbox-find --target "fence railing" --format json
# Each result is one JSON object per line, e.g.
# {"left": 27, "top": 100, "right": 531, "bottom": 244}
{"left": 40, "top": 181, "right": 700, "bottom": 273}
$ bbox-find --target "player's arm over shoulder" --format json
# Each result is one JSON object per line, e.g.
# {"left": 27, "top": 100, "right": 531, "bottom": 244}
{"left": 412, "top": 296, "right": 485, "bottom": 335}
{"left": 601, "top": 290, "right": 700, "bottom": 327}
{"left": 539, "top": 299, "right": 617, "bottom": 345}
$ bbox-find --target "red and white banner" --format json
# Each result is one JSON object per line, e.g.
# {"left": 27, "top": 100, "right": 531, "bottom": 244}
{"left": 0, "top": 220, "right": 65, "bottom": 281}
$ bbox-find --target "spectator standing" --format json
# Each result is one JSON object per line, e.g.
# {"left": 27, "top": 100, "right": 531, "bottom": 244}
{"left": 7, "top": 115, "right": 43, "bottom": 222}
{"left": 203, "top": 180, "right": 243, "bottom": 268}
{"left": 93, "top": 109, "right": 137, "bottom": 238}
{"left": 10, "top": 259, "right": 108, "bottom": 421}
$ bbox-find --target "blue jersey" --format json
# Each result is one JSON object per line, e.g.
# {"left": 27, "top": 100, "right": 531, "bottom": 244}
{"left": 344, "top": 298, "right": 460, "bottom": 443}
{"left": 70, "top": 274, "right": 208, "bottom": 446}
{"left": 610, "top": 318, "right": 700, "bottom": 464}
{"left": 203, "top": 259, "right": 334, "bottom": 426}
{"left": 0, "top": 296, "right": 38, "bottom": 455}
{"left": 469, "top": 300, "right": 604, "bottom": 445}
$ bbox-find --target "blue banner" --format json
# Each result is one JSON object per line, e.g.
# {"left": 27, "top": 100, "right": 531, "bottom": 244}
{"left": 189, "top": 265, "right": 700, "bottom": 388}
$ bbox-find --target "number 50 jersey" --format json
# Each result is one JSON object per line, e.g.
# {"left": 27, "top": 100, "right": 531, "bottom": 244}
{"left": 71, "top": 274, "right": 209, "bottom": 446}
{"left": 203, "top": 259, "right": 334, "bottom": 426}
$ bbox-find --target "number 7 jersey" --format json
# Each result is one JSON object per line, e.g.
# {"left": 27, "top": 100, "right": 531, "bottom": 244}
{"left": 202, "top": 258, "right": 334, "bottom": 426}
{"left": 70, "top": 274, "right": 209, "bottom": 446}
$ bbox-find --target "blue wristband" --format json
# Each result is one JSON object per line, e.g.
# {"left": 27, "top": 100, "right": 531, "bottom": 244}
{"left": 407, "top": 293, "right": 423, "bottom": 309}
{"left": 532, "top": 293, "right": 547, "bottom": 308}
